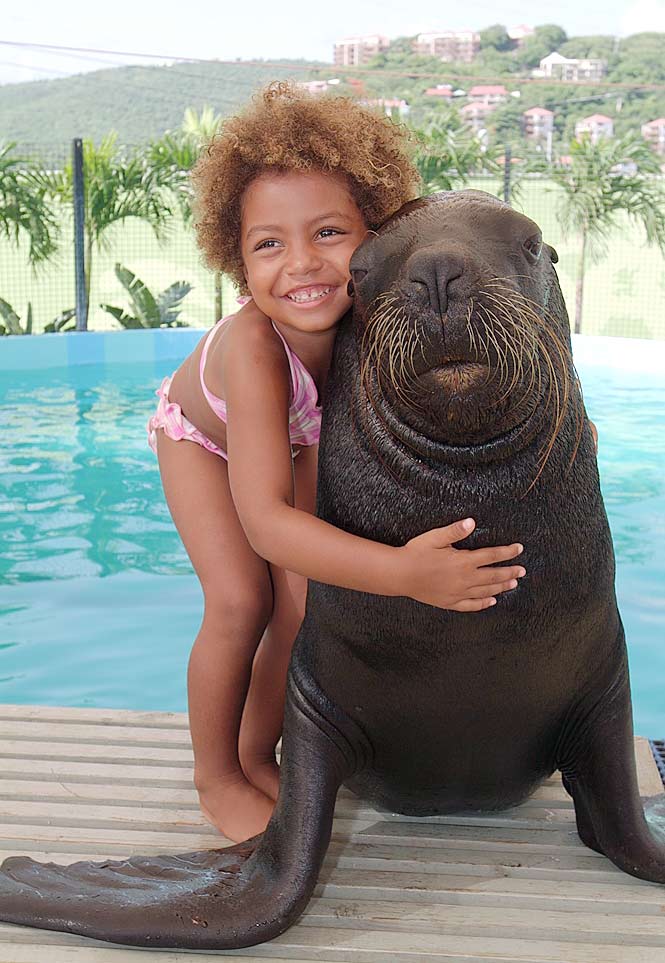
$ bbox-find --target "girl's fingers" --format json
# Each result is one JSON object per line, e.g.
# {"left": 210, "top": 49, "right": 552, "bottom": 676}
{"left": 450, "top": 597, "right": 497, "bottom": 612}
{"left": 468, "top": 544, "right": 524, "bottom": 566}
{"left": 472, "top": 564, "right": 526, "bottom": 583}
{"left": 465, "top": 579, "right": 518, "bottom": 598}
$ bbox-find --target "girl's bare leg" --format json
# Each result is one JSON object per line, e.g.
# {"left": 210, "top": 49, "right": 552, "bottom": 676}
{"left": 156, "top": 431, "right": 275, "bottom": 842}
{"left": 239, "top": 445, "right": 318, "bottom": 801}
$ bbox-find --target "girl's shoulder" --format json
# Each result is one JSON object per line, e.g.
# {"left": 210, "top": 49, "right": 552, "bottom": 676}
{"left": 212, "top": 301, "right": 290, "bottom": 387}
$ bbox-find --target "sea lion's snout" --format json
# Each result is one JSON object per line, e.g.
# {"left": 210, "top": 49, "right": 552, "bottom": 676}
{"left": 403, "top": 247, "right": 465, "bottom": 318}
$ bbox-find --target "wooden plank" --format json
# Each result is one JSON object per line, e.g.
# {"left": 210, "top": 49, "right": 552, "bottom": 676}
{"left": 0, "top": 927, "right": 664, "bottom": 963}
{"left": 0, "top": 721, "right": 192, "bottom": 747}
{"left": 636, "top": 738, "right": 664, "bottom": 796}
{"left": 0, "top": 705, "right": 188, "bottom": 729}
{"left": 0, "top": 740, "right": 193, "bottom": 764}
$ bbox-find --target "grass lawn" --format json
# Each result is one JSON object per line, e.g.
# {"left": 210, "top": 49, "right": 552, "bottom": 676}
{"left": 1, "top": 178, "right": 664, "bottom": 339}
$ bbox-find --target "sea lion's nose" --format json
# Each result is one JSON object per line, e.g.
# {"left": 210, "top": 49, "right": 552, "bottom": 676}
{"left": 406, "top": 249, "right": 465, "bottom": 316}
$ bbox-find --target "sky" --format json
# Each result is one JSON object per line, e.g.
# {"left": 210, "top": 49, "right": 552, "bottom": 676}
{"left": 2, "top": 0, "right": 665, "bottom": 87}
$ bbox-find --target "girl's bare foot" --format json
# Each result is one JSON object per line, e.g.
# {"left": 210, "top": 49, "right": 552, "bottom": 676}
{"left": 197, "top": 774, "right": 275, "bottom": 842}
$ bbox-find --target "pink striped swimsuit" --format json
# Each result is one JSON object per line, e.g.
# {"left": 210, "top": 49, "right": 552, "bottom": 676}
{"left": 147, "top": 312, "right": 322, "bottom": 460}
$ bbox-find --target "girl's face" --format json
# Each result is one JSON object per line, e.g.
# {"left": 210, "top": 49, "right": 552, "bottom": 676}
{"left": 240, "top": 170, "right": 368, "bottom": 334}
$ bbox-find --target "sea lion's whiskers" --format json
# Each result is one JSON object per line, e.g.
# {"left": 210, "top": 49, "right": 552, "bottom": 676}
{"left": 480, "top": 288, "right": 565, "bottom": 484}
{"left": 475, "top": 304, "right": 509, "bottom": 394}
{"left": 485, "top": 289, "right": 560, "bottom": 433}
{"left": 477, "top": 298, "right": 525, "bottom": 406}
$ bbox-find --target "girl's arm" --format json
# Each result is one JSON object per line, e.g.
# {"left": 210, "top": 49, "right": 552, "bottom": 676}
{"left": 223, "top": 320, "right": 524, "bottom": 612}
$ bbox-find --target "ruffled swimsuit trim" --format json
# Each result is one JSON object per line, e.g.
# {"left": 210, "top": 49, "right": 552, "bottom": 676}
{"left": 147, "top": 311, "right": 322, "bottom": 460}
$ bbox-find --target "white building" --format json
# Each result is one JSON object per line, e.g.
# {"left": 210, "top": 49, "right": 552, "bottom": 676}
{"left": 333, "top": 36, "right": 390, "bottom": 67}
{"left": 298, "top": 80, "right": 340, "bottom": 95}
{"left": 362, "top": 98, "right": 410, "bottom": 119}
{"left": 522, "top": 107, "right": 554, "bottom": 140}
{"left": 468, "top": 85, "right": 509, "bottom": 106}
{"left": 642, "top": 118, "right": 665, "bottom": 156}
{"left": 461, "top": 101, "right": 495, "bottom": 132}
{"left": 537, "top": 52, "right": 607, "bottom": 82}
{"left": 575, "top": 114, "right": 614, "bottom": 143}
{"left": 507, "top": 24, "right": 535, "bottom": 46}
{"left": 414, "top": 30, "right": 480, "bottom": 63}
{"left": 425, "top": 84, "right": 453, "bottom": 99}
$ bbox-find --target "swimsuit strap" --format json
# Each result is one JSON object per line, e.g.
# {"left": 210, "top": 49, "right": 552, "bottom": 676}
{"left": 270, "top": 322, "right": 301, "bottom": 405}
{"left": 199, "top": 317, "right": 230, "bottom": 420}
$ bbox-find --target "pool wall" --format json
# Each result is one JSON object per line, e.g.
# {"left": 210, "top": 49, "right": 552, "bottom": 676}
{"left": 1, "top": 330, "right": 665, "bottom": 372}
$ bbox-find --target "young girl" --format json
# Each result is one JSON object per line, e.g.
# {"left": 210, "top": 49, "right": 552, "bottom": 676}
{"left": 148, "top": 82, "right": 526, "bottom": 843}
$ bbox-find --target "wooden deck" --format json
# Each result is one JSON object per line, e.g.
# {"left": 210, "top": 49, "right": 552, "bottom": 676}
{"left": 0, "top": 704, "right": 663, "bottom": 962}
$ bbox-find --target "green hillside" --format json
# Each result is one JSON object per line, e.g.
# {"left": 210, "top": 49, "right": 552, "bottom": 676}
{"left": 0, "top": 60, "right": 319, "bottom": 152}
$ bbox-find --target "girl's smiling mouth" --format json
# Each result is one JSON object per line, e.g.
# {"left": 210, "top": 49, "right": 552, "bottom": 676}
{"left": 283, "top": 284, "right": 336, "bottom": 305}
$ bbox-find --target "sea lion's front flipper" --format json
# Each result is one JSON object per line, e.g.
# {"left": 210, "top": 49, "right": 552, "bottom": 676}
{"left": 560, "top": 649, "right": 665, "bottom": 884}
{"left": 0, "top": 675, "right": 360, "bottom": 949}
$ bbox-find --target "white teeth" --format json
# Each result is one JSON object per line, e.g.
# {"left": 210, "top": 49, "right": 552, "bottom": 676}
{"left": 287, "top": 286, "right": 332, "bottom": 303}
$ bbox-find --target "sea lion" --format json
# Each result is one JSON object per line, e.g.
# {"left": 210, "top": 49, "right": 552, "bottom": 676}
{"left": 0, "top": 189, "right": 662, "bottom": 949}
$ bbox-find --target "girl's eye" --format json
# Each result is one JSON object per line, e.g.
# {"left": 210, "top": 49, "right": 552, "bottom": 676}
{"left": 255, "top": 239, "right": 279, "bottom": 251}
{"left": 319, "top": 228, "right": 342, "bottom": 239}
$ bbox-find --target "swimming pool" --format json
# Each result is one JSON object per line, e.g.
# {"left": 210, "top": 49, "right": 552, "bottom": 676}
{"left": 0, "top": 336, "right": 663, "bottom": 736}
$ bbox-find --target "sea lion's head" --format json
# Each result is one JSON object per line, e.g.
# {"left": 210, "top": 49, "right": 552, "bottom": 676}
{"left": 350, "top": 190, "right": 576, "bottom": 464}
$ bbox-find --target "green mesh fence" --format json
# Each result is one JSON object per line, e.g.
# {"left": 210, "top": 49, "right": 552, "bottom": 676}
{"left": 1, "top": 145, "right": 664, "bottom": 339}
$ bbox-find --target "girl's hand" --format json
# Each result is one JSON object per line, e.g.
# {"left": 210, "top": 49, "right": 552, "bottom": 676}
{"left": 397, "top": 518, "right": 525, "bottom": 612}
{"left": 589, "top": 420, "right": 598, "bottom": 453}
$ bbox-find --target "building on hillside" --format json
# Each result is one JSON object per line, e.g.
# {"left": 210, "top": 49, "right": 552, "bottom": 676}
{"left": 522, "top": 107, "right": 554, "bottom": 140}
{"left": 468, "top": 85, "right": 508, "bottom": 106}
{"left": 536, "top": 52, "right": 607, "bottom": 82}
{"left": 414, "top": 30, "right": 480, "bottom": 63}
{"left": 507, "top": 25, "right": 535, "bottom": 46}
{"left": 460, "top": 101, "right": 495, "bottom": 132}
{"left": 333, "top": 36, "right": 390, "bottom": 67}
{"left": 425, "top": 84, "right": 453, "bottom": 99}
{"left": 361, "top": 98, "right": 410, "bottom": 119}
{"left": 642, "top": 117, "right": 665, "bottom": 155}
{"left": 298, "top": 79, "right": 341, "bottom": 95}
{"left": 575, "top": 114, "right": 614, "bottom": 143}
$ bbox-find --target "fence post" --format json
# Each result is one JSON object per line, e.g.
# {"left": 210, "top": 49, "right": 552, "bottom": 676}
{"left": 503, "top": 145, "right": 512, "bottom": 205}
{"left": 72, "top": 138, "right": 88, "bottom": 332}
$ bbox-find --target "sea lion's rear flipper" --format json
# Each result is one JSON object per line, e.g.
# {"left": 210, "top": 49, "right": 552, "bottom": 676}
{"left": 559, "top": 652, "right": 665, "bottom": 884}
{"left": 0, "top": 675, "right": 360, "bottom": 949}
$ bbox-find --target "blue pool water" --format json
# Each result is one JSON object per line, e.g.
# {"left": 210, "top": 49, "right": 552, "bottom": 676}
{"left": 0, "top": 353, "right": 663, "bottom": 735}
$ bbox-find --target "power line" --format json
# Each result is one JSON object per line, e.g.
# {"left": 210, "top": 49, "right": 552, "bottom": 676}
{"left": 2, "top": 38, "right": 665, "bottom": 91}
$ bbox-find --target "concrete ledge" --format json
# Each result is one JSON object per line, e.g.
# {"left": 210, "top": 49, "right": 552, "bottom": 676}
{"left": 0, "top": 329, "right": 208, "bottom": 371}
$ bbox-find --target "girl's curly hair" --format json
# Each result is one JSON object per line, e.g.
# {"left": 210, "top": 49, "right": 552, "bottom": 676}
{"left": 191, "top": 81, "right": 421, "bottom": 292}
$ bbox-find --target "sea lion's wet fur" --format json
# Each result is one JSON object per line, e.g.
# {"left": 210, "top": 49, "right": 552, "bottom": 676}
{"left": 0, "top": 190, "right": 662, "bottom": 949}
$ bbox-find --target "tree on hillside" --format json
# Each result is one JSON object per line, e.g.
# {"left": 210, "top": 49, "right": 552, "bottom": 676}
{"left": 558, "top": 35, "right": 617, "bottom": 62}
{"left": 612, "top": 33, "right": 665, "bottom": 83}
{"left": 514, "top": 24, "right": 568, "bottom": 69}
{"left": 0, "top": 143, "right": 59, "bottom": 266}
{"left": 479, "top": 25, "right": 513, "bottom": 52}
{"left": 42, "top": 134, "right": 175, "bottom": 320}
{"left": 414, "top": 110, "right": 500, "bottom": 192}
{"left": 550, "top": 133, "right": 665, "bottom": 333}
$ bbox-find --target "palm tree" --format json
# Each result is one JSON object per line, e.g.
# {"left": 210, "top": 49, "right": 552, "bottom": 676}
{"left": 0, "top": 143, "right": 59, "bottom": 265}
{"left": 147, "top": 107, "right": 225, "bottom": 319}
{"left": 44, "top": 134, "right": 175, "bottom": 320}
{"left": 414, "top": 110, "right": 501, "bottom": 193}
{"left": 550, "top": 133, "right": 665, "bottom": 333}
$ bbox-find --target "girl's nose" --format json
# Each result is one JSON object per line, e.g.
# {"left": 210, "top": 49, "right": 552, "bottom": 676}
{"left": 285, "top": 243, "right": 324, "bottom": 276}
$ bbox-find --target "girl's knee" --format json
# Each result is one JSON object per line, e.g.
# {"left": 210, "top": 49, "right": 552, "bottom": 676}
{"left": 201, "top": 582, "right": 273, "bottom": 639}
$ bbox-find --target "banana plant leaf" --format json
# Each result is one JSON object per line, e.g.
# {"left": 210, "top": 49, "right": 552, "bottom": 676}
{"left": 114, "top": 263, "right": 160, "bottom": 327}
